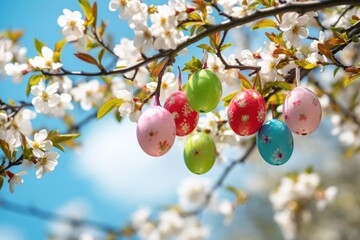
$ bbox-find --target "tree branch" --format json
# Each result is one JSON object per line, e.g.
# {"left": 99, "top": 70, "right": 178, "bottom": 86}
{"left": 40, "top": 0, "right": 360, "bottom": 78}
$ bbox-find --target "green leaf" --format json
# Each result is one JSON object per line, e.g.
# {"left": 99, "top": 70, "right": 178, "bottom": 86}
{"left": 78, "top": 0, "right": 92, "bottom": 20}
{"left": 222, "top": 91, "right": 239, "bottom": 106}
{"left": 91, "top": 2, "right": 98, "bottom": 28}
{"left": 98, "top": 48, "right": 105, "bottom": 64}
{"left": 53, "top": 142, "right": 65, "bottom": 152}
{"left": 0, "top": 139, "right": 12, "bottom": 161}
{"left": 26, "top": 74, "right": 43, "bottom": 96}
{"left": 29, "top": 74, "right": 42, "bottom": 85}
{"left": 220, "top": 43, "right": 232, "bottom": 51}
{"left": 252, "top": 19, "right": 278, "bottom": 30}
{"left": 50, "top": 133, "right": 81, "bottom": 143}
{"left": 295, "top": 60, "right": 318, "bottom": 70}
{"left": 263, "top": 81, "right": 294, "bottom": 94}
{"left": 0, "top": 177, "right": 3, "bottom": 190}
{"left": 97, "top": 98, "right": 124, "bottom": 119}
{"left": 182, "top": 56, "right": 202, "bottom": 73}
{"left": 266, "top": 92, "right": 286, "bottom": 107}
{"left": 333, "top": 66, "right": 340, "bottom": 77}
{"left": 197, "top": 44, "right": 215, "bottom": 53}
{"left": 225, "top": 185, "right": 247, "bottom": 205}
{"left": 344, "top": 74, "right": 360, "bottom": 87}
{"left": 34, "top": 38, "right": 46, "bottom": 55}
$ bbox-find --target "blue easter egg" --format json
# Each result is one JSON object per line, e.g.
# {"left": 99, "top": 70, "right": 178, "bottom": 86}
{"left": 256, "top": 119, "right": 294, "bottom": 165}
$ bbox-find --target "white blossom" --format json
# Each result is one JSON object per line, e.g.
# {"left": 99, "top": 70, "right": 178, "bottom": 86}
{"left": 50, "top": 93, "right": 74, "bottom": 117}
{"left": 29, "top": 46, "right": 63, "bottom": 70}
{"left": 217, "top": 199, "right": 234, "bottom": 225}
{"left": 53, "top": 76, "right": 73, "bottom": 93}
{"left": 280, "top": 12, "right": 310, "bottom": 49}
{"left": 7, "top": 171, "right": 27, "bottom": 193}
{"left": 27, "top": 129, "right": 53, "bottom": 158}
{"left": 57, "top": 9, "right": 85, "bottom": 42}
{"left": 146, "top": 72, "right": 179, "bottom": 104}
{"left": 4, "top": 62, "right": 28, "bottom": 83}
{"left": 294, "top": 172, "right": 320, "bottom": 198}
{"left": 35, "top": 151, "right": 59, "bottom": 179}
{"left": 258, "top": 42, "right": 282, "bottom": 82}
{"left": 316, "top": 186, "right": 338, "bottom": 211}
{"left": 31, "top": 81, "right": 61, "bottom": 114}
{"left": 114, "top": 89, "right": 140, "bottom": 122}
{"left": 131, "top": 207, "right": 152, "bottom": 229}
{"left": 150, "top": 5, "right": 177, "bottom": 30}
{"left": 158, "top": 209, "right": 184, "bottom": 237}
{"left": 178, "top": 217, "right": 210, "bottom": 240}
{"left": 109, "top": 0, "right": 142, "bottom": 20}
{"left": 177, "top": 177, "right": 210, "bottom": 210}
{"left": 133, "top": 24, "right": 154, "bottom": 53}
{"left": 13, "top": 109, "right": 37, "bottom": 136}
{"left": 71, "top": 80, "right": 103, "bottom": 111}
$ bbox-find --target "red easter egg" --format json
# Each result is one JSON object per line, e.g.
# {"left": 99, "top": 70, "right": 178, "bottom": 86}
{"left": 164, "top": 91, "right": 199, "bottom": 136}
{"left": 228, "top": 89, "right": 266, "bottom": 136}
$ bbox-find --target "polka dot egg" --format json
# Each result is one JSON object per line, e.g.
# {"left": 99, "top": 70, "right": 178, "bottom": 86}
{"left": 164, "top": 91, "right": 199, "bottom": 136}
{"left": 228, "top": 89, "right": 266, "bottom": 136}
{"left": 136, "top": 106, "right": 176, "bottom": 157}
{"left": 283, "top": 87, "right": 322, "bottom": 135}
{"left": 256, "top": 119, "right": 294, "bottom": 165}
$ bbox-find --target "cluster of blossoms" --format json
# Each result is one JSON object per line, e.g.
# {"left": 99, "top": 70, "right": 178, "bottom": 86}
{"left": 109, "top": 0, "right": 190, "bottom": 52}
{"left": 0, "top": 33, "right": 28, "bottom": 83}
{"left": 128, "top": 176, "right": 243, "bottom": 239}
{"left": 0, "top": 108, "right": 60, "bottom": 192}
{"left": 270, "top": 170, "right": 338, "bottom": 240}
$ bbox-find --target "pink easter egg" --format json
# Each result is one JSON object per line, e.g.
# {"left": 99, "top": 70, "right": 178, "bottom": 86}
{"left": 284, "top": 87, "right": 322, "bottom": 135}
{"left": 136, "top": 106, "right": 176, "bottom": 156}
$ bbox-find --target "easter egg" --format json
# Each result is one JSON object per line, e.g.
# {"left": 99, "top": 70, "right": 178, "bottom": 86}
{"left": 136, "top": 106, "right": 176, "bottom": 157}
{"left": 164, "top": 91, "right": 199, "bottom": 136}
{"left": 184, "top": 132, "right": 216, "bottom": 174}
{"left": 228, "top": 89, "right": 266, "bottom": 136}
{"left": 186, "top": 69, "right": 222, "bottom": 113}
{"left": 283, "top": 87, "right": 322, "bottom": 135}
{"left": 256, "top": 119, "right": 294, "bottom": 165}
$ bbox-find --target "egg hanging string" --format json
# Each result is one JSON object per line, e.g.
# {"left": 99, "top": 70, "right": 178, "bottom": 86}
{"left": 177, "top": 66, "right": 182, "bottom": 91}
{"left": 252, "top": 72, "right": 260, "bottom": 90}
{"left": 295, "top": 67, "right": 300, "bottom": 87}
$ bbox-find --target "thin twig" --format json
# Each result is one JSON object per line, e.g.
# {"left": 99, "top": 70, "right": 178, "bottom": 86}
{"left": 39, "top": 0, "right": 360, "bottom": 78}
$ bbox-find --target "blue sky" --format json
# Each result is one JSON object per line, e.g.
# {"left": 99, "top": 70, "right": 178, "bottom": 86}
{"left": 0, "top": 1, "right": 343, "bottom": 240}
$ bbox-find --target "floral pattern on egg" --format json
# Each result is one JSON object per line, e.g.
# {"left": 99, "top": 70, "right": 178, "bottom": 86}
{"left": 228, "top": 89, "right": 266, "bottom": 136}
{"left": 164, "top": 91, "right": 199, "bottom": 136}
{"left": 284, "top": 87, "right": 322, "bottom": 135}
{"left": 136, "top": 106, "right": 176, "bottom": 157}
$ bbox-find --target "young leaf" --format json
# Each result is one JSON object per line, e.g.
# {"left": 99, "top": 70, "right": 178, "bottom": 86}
{"left": 74, "top": 52, "right": 99, "bottom": 66}
{"left": 0, "top": 177, "right": 3, "bottom": 190}
{"left": 344, "top": 74, "right": 360, "bottom": 87}
{"left": 318, "top": 43, "right": 335, "bottom": 62}
{"left": 197, "top": 44, "right": 215, "bottom": 53}
{"left": 252, "top": 19, "right": 278, "bottom": 30}
{"left": 98, "top": 48, "right": 105, "bottom": 65}
{"left": 220, "top": 43, "right": 232, "bottom": 51}
{"left": 225, "top": 185, "right": 247, "bottom": 205}
{"left": 152, "top": 57, "right": 169, "bottom": 77}
{"left": 34, "top": 38, "right": 46, "bottom": 55}
{"left": 91, "top": 2, "right": 98, "bottom": 28}
{"left": 53, "top": 142, "right": 65, "bottom": 152}
{"left": 222, "top": 91, "right": 240, "bottom": 106}
{"left": 51, "top": 133, "right": 81, "bottom": 143}
{"left": 97, "top": 98, "right": 124, "bottom": 119}
{"left": 78, "top": 0, "right": 92, "bottom": 20}
{"left": 266, "top": 92, "right": 286, "bottom": 107}
{"left": 0, "top": 139, "right": 12, "bottom": 161}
